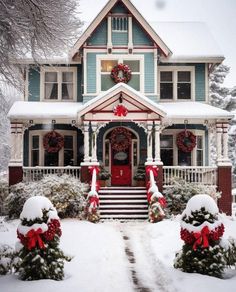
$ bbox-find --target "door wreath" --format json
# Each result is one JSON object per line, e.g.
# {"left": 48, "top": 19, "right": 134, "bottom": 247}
{"left": 176, "top": 130, "right": 196, "bottom": 153}
{"left": 43, "top": 131, "right": 64, "bottom": 153}
{"left": 110, "top": 127, "right": 132, "bottom": 152}
{"left": 110, "top": 63, "right": 132, "bottom": 84}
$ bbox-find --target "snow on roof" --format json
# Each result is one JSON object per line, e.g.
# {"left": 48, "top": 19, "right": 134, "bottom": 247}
{"left": 150, "top": 22, "right": 224, "bottom": 62}
{"left": 8, "top": 101, "right": 83, "bottom": 120}
{"left": 160, "top": 102, "right": 233, "bottom": 119}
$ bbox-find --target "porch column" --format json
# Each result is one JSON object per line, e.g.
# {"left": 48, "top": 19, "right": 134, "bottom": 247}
{"left": 154, "top": 120, "right": 161, "bottom": 163}
{"left": 91, "top": 121, "right": 98, "bottom": 163}
{"left": 83, "top": 121, "right": 90, "bottom": 163}
{"left": 9, "top": 123, "right": 24, "bottom": 185}
{"left": 146, "top": 121, "right": 153, "bottom": 163}
{"left": 216, "top": 123, "right": 223, "bottom": 163}
{"left": 222, "top": 122, "right": 230, "bottom": 163}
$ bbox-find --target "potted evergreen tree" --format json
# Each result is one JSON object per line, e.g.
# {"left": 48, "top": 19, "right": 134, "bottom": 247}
{"left": 133, "top": 164, "right": 146, "bottom": 187}
{"left": 98, "top": 164, "right": 111, "bottom": 187}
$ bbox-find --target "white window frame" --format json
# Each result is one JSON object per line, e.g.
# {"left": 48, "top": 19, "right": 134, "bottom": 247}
{"left": 158, "top": 66, "right": 195, "bottom": 101}
{"left": 29, "top": 130, "right": 77, "bottom": 166}
{"left": 40, "top": 66, "right": 77, "bottom": 101}
{"left": 96, "top": 54, "right": 144, "bottom": 94}
{"left": 160, "top": 129, "right": 205, "bottom": 166}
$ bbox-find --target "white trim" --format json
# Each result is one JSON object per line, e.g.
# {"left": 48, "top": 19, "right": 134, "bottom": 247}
{"left": 128, "top": 16, "right": 133, "bottom": 50}
{"left": 107, "top": 16, "right": 112, "bottom": 49}
{"left": 40, "top": 66, "right": 77, "bottom": 101}
{"left": 158, "top": 66, "right": 195, "bottom": 101}
{"left": 29, "top": 130, "right": 77, "bottom": 166}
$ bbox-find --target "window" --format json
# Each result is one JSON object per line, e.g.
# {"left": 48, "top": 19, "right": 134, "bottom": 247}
{"left": 42, "top": 67, "right": 77, "bottom": 101}
{"left": 196, "top": 136, "right": 203, "bottom": 166}
{"left": 64, "top": 135, "right": 74, "bottom": 166}
{"left": 159, "top": 67, "right": 194, "bottom": 100}
{"left": 99, "top": 56, "right": 142, "bottom": 92}
{"left": 160, "top": 135, "right": 173, "bottom": 166}
{"left": 32, "top": 135, "right": 39, "bottom": 166}
{"left": 178, "top": 151, "right": 191, "bottom": 166}
{"left": 112, "top": 17, "right": 128, "bottom": 32}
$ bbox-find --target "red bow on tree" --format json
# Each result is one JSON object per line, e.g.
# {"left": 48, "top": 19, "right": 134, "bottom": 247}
{"left": 88, "top": 166, "right": 100, "bottom": 175}
{"left": 193, "top": 226, "right": 210, "bottom": 251}
{"left": 113, "top": 104, "right": 128, "bottom": 117}
{"left": 146, "top": 166, "right": 159, "bottom": 177}
{"left": 26, "top": 228, "right": 45, "bottom": 250}
{"left": 158, "top": 197, "right": 167, "bottom": 208}
{"left": 89, "top": 196, "right": 99, "bottom": 207}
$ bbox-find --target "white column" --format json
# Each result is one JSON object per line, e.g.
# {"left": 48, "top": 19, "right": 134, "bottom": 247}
{"left": 146, "top": 122, "right": 153, "bottom": 163}
{"left": 222, "top": 122, "right": 230, "bottom": 162}
{"left": 107, "top": 15, "right": 112, "bottom": 52}
{"left": 128, "top": 16, "right": 133, "bottom": 51}
{"left": 91, "top": 122, "right": 98, "bottom": 163}
{"left": 216, "top": 123, "right": 223, "bottom": 163}
{"left": 154, "top": 121, "right": 161, "bottom": 163}
{"left": 83, "top": 122, "right": 90, "bottom": 163}
{"left": 9, "top": 123, "right": 23, "bottom": 166}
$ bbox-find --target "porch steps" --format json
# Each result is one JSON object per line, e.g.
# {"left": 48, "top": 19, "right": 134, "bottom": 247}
{"left": 98, "top": 187, "right": 148, "bottom": 220}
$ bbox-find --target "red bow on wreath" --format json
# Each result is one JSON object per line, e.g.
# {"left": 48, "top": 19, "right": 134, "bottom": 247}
{"left": 113, "top": 104, "right": 128, "bottom": 117}
{"left": 193, "top": 226, "right": 210, "bottom": 251}
{"left": 89, "top": 196, "right": 99, "bottom": 207}
{"left": 146, "top": 166, "right": 159, "bottom": 177}
{"left": 88, "top": 166, "right": 100, "bottom": 175}
{"left": 26, "top": 228, "right": 45, "bottom": 250}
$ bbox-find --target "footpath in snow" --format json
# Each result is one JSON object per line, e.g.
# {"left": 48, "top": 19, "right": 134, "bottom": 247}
{"left": 1, "top": 218, "right": 236, "bottom": 292}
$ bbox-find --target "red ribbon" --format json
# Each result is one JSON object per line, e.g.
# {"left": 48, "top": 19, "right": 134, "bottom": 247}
{"left": 158, "top": 197, "right": 167, "bottom": 208}
{"left": 146, "top": 166, "right": 159, "bottom": 177}
{"left": 89, "top": 196, "right": 99, "bottom": 206}
{"left": 88, "top": 166, "right": 100, "bottom": 175}
{"left": 113, "top": 104, "right": 128, "bottom": 117}
{"left": 26, "top": 228, "right": 45, "bottom": 250}
{"left": 146, "top": 181, "right": 151, "bottom": 190}
{"left": 147, "top": 192, "right": 152, "bottom": 203}
{"left": 193, "top": 226, "right": 210, "bottom": 251}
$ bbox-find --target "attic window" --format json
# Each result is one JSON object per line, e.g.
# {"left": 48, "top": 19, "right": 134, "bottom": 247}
{"left": 112, "top": 16, "right": 128, "bottom": 32}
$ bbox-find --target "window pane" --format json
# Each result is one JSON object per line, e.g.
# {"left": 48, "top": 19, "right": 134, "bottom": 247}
{"left": 161, "top": 149, "right": 173, "bottom": 166}
{"left": 62, "top": 72, "right": 73, "bottom": 82}
{"left": 32, "top": 150, "right": 39, "bottom": 166}
{"left": 105, "top": 141, "right": 110, "bottom": 166}
{"left": 64, "top": 150, "right": 74, "bottom": 166}
{"left": 178, "top": 151, "right": 191, "bottom": 166}
{"left": 178, "top": 71, "right": 190, "bottom": 82}
{"left": 45, "top": 152, "right": 59, "bottom": 166}
{"left": 45, "top": 72, "right": 57, "bottom": 82}
{"left": 101, "top": 60, "right": 118, "bottom": 72}
{"left": 62, "top": 83, "right": 73, "bottom": 99}
{"left": 64, "top": 136, "right": 73, "bottom": 149}
{"left": 32, "top": 136, "right": 39, "bottom": 149}
{"left": 101, "top": 75, "right": 115, "bottom": 91}
{"left": 160, "top": 83, "right": 173, "bottom": 99}
{"left": 160, "top": 71, "right": 172, "bottom": 82}
{"left": 128, "top": 74, "right": 140, "bottom": 91}
{"left": 45, "top": 83, "right": 58, "bottom": 99}
{"left": 197, "top": 150, "right": 203, "bottom": 166}
{"left": 177, "top": 83, "right": 191, "bottom": 99}
{"left": 197, "top": 136, "right": 203, "bottom": 149}
{"left": 133, "top": 141, "right": 138, "bottom": 167}
{"left": 160, "top": 135, "right": 173, "bottom": 148}
{"left": 124, "top": 60, "right": 140, "bottom": 72}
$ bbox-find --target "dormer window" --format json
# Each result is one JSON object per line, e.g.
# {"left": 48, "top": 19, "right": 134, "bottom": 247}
{"left": 41, "top": 67, "right": 77, "bottom": 101}
{"left": 112, "top": 16, "right": 128, "bottom": 32}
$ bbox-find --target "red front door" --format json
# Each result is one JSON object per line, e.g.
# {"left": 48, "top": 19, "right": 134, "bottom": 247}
{"left": 111, "top": 147, "right": 131, "bottom": 186}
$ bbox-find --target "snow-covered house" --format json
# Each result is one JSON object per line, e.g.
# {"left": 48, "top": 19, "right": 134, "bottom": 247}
{"left": 8, "top": 0, "right": 233, "bottom": 216}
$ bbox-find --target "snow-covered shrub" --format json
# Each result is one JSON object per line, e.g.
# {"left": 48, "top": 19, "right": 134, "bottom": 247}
{"left": 5, "top": 175, "right": 89, "bottom": 219}
{"left": 174, "top": 194, "right": 226, "bottom": 278}
{"left": 0, "top": 244, "right": 15, "bottom": 275}
{"left": 221, "top": 237, "right": 236, "bottom": 268}
{"left": 15, "top": 196, "right": 71, "bottom": 281}
{"left": 147, "top": 185, "right": 166, "bottom": 223}
{"left": 163, "top": 178, "right": 221, "bottom": 216}
{"left": 0, "top": 176, "right": 8, "bottom": 215}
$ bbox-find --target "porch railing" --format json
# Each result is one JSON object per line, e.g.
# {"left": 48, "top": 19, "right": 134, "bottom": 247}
{"left": 163, "top": 166, "right": 217, "bottom": 187}
{"left": 23, "top": 166, "right": 81, "bottom": 182}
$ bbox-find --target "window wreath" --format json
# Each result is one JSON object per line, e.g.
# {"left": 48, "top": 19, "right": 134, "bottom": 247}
{"left": 176, "top": 130, "right": 196, "bottom": 153}
{"left": 43, "top": 131, "right": 64, "bottom": 153}
{"left": 110, "top": 63, "right": 132, "bottom": 84}
{"left": 110, "top": 127, "right": 132, "bottom": 152}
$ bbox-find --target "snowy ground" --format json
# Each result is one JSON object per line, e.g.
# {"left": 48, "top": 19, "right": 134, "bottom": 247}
{"left": 1, "top": 217, "right": 236, "bottom": 292}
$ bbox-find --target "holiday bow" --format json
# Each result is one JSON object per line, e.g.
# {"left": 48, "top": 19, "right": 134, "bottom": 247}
{"left": 113, "top": 104, "right": 128, "bottom": 117}
{"left": 147, "top": 192, "right": 152, "bottom": 204}
{"left": 88, "top": 166, "right": 100, "bottom": 175}
{"left": 26, "top": 228, "right": 45, "bottom": 250}
{"left": 193, "top": 226, "right": 210, "bottom": 251}
{"left": 158, "top": 197, "right": 167, "bottom": 208}
{"left": 89, "top": 196, "right": 99, "bottom": 207}
{"left": 146, "top": 166, "right": 159, "bottom": 177}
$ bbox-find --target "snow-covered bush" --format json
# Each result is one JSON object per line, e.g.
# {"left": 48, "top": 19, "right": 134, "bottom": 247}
{"left": 147, "top": 184, "right": 166, "bottom": 223}
{"left": 0, "top": 244, "right": 15, "bottom": 275}
{"left": 0, "top": 176, "right": 8, "bottom": 215}
{"left": 174, "top": 194, "right": 226, "bottom": 278}
{"left": 5, "top": 175, "right": 88, "bottom": 219}
{"left": 15, "top": 196, "right": 71, "bottom": 280}
{"left": 163, "top": 178, "right": 221, "bottom": 216}
{"left": 221, "top": 237, "right": 236, "bottom": 268}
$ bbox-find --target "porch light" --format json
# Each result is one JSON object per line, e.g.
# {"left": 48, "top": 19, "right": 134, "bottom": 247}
{"left": 184, "top": 119, "right": 188, "bottom": 125}
{"left": 71, "top": 120, "right": 76, "bottom": 125}
{"left": 52, "top": 119, "right": 56, "bottom": 124}
{"left": 29, "top": 120, "right": 34, "bottom": 125}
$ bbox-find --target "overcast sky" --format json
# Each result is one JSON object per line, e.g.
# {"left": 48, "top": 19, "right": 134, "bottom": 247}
{"left": 78, "top": 0, "right": 236, "bottom": 88}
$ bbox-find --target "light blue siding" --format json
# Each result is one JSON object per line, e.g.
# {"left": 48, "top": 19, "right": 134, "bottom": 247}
{"left": 195, "top": 64, "right": 206, "bottom": 101}
{"left": 111, "top": 3, "right": 129, "bottom": 13}
{"left": 112, "top": 32, "right": 128, "bottom": 45}
{"left": 144, "top": 53, "right": 155, "bottom": 94}
{"left": 28, "top": 67, "right": 40, "bottom": 101}
{"left": 88, "top": 20, "right": 107, "bottom": 46}
{"left": 87, "top": 53, "right": 97, "bottom": 94}
{"left": 133, "top": 19, "right": 153, "bottom": 46}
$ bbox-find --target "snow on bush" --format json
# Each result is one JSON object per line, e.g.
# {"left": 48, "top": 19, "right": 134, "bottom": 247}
{"left": 174, "top": 194, "right": 226, "bottom": 278}
{"left": 5, "top": 175, "right": 89, "bottom": 219}
{"left": 0, "top": 175, "right": 8, "bottom": 215}
{"left": 16, "top": 196, "right": 71, "bottom": 281}
{"left": 163, "top": 178, "right": 221, "bottom": 216}
{"left": 0, "top": 244, "right": 15, "bottom": 275}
